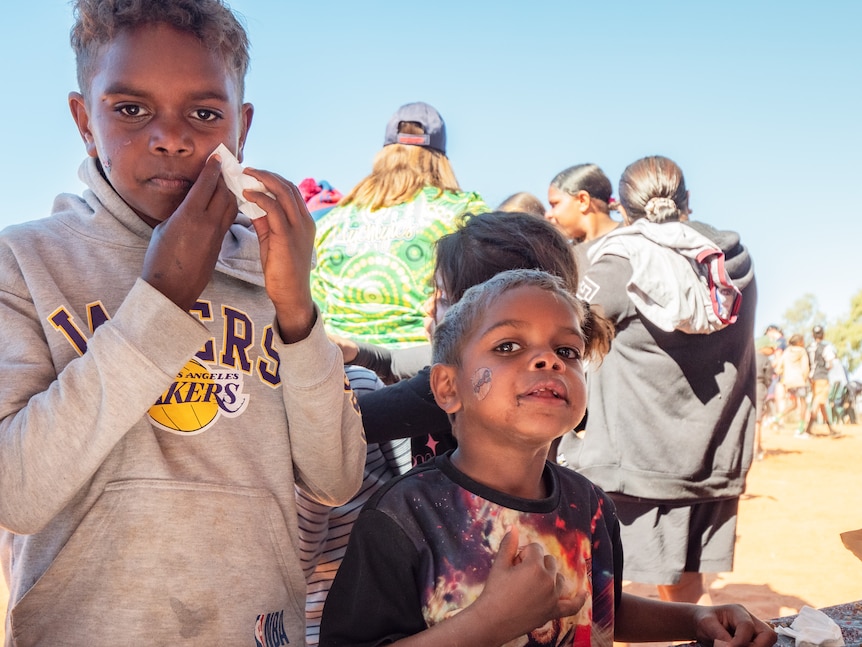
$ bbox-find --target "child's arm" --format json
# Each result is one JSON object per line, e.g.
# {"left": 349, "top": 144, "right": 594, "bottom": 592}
{"left": 615, "top": 592, "right": 777, "bottom": 647}
{"left": 240, "top": 167, "right": 317, "bottom": 343}
{"left": 357, "top": 367, "right": 452, "bottom": 445}
{"left": 0, "top": 277, "right": 210, "bottom": 533}
{"left": 238, "top": 166, "right": 365, "bottom": 505}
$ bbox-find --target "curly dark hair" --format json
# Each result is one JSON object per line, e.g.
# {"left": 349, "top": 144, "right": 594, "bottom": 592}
{"left": 70, "top": 0, "right": 250, "bottom": 96}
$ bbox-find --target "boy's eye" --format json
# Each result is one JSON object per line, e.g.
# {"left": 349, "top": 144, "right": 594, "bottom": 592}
{"left": 495, "top": 341, "right": 521, "bottom": 353}
{"left": 556, "top": 346, "right": 582, "bottom": 360}
{"left": 194, "top": 109, "right": 221, "bottom": 122}
{"left": 117, "top": 104, "right": 146, "bottom": 118}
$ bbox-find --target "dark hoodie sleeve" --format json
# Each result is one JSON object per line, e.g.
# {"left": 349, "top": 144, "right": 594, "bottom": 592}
{"left": 357, "top": 366, "right": 452, "bottom": 444}
{"left": 579, "top": 254, "right": 635, "bottom": 327}
{"left": 353, "top": 342, "right": 432, "bottom": 384}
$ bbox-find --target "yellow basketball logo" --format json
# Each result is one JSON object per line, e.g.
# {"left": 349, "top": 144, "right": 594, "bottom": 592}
{"left": 148, "top": 358, "right": 248, "bottom": 435}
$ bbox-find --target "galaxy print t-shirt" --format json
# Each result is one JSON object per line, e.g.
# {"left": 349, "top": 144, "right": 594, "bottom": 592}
{"left": 319, "top": 452, "right": 622, "bottom": 647}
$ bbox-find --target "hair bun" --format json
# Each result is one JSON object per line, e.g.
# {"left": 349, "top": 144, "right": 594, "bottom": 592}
{"left": 644, "top": 196, "right": 679, "bottom": 222}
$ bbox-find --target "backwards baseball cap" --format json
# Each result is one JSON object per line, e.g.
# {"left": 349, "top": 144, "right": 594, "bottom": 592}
{"left": 383, "top": 101, "right": 446, "bottom": 154}
{"left": 812, "top": 325, "right": 825, "bottom": 336}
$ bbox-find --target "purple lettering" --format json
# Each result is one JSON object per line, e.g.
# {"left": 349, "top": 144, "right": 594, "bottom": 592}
{"left": 221, "top": 307, "right": 253, "bottom": 372}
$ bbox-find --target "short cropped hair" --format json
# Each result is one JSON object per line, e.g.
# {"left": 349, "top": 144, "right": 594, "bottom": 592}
{"left": 432, "top": 269, "right": 586, "bottom": 368}
{"left": 70, "top": 0, "right": 250, "bottom": 97}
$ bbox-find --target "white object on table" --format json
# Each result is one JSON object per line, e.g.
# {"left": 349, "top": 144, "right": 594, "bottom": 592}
{"left": 775, "top": 605, "right": 845, "bottom": 647}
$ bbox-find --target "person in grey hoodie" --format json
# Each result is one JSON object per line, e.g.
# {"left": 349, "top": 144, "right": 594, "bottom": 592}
{"left": 0, "top": 1, "right": 365, "bottom": 645}
{"left": 561, "top": 155, "right": 757, "bottom": 606}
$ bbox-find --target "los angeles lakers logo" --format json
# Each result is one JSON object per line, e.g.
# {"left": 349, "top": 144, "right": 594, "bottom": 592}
{"left": 148, "top": 358, "right": 250, "bottom": 435}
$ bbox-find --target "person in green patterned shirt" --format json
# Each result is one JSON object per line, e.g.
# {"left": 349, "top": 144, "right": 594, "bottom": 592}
{"left": 312, "top": 102, "right": 487, "bottom": 347}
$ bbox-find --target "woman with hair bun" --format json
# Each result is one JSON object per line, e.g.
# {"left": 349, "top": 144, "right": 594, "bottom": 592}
{"left": 561, "top": 155, "right": 758, "bottom": 606}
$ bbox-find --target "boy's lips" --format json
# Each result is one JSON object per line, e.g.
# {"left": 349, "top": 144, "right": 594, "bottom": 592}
{"left": 147, "top": 174, "right": 194, "bottom": 193}
{"left": 521, "top": 380, "right": 569, "bottom": 403}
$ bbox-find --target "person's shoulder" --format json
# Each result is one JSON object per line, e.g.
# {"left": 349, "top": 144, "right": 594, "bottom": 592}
{"left": 421, "top": 187, "right": 487, "bottom": 210}
{"left": 312, "top": 200, "right": 355, "bottom": 230}
{"left": 0, "top": 197, "right": 88, "bottom": 252}
{"left": 552, "top": 463, "right": 614, "bottom": 504}
{"left": 364, "top": 458, "right": 443, "bottom": 509}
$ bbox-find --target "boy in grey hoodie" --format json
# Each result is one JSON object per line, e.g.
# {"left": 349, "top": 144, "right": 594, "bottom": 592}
{"left": 0, "top": 1, "right": 365, "bottom": 645}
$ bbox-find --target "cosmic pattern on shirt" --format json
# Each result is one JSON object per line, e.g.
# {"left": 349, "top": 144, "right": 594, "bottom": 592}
{"left": 408, "top": 477, "right": 615, "bottom": 647}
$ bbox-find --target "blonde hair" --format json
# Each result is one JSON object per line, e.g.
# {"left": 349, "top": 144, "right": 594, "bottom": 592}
{"left": 340, "top": 123, "right": 461, "bottom": 211}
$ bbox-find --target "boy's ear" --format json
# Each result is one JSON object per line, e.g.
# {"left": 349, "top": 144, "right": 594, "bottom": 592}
{"left": 237, "top": 102, "right": 254, "bottom": 163}
{"left": 430, "top": 363, "right": 463, "bottom": 415}
{"left": 68, "top": 92, "right": 98, "bottom": 159}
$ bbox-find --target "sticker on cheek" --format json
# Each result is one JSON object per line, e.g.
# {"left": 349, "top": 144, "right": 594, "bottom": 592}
{"left": 471, "top": 368, "right": 492, "bottom": 400}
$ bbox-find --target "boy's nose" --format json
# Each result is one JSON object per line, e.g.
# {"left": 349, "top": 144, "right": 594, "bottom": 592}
{"left": 149, "top": 118, "right": 193, "bottom": 155}
{"left": 532, "top": 351, "right": 562, "bottom": 371}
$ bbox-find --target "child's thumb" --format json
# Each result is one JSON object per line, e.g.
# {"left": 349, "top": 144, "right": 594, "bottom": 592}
{"left": 495, "top": 526, "right": 520, "bottom": 567}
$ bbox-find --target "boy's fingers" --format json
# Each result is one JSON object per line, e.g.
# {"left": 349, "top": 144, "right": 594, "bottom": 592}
{"left": 243, "top": 169, "right": 310, "bottom": 229}
{"left": 495, "top": 528, "right": 520, "bottom": 566}
{"left": 185, "top": 154, "right": 225, "bottom": 209}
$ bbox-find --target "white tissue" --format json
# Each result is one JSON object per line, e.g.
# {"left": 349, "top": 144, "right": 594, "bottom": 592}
{"left": 211, "top": 143, "right": 275, "bottom": 220}
{"left": 775, "top": 606, "right": 845, "bottom": 647}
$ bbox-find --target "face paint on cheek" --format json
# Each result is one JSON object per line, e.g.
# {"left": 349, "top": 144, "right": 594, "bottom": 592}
{"left": 471, "top": 368, "right": 492, "bottom": 401}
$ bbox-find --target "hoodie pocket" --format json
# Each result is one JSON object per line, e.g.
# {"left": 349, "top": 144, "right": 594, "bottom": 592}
{"left": 11, "top": 479, "right": 305, "bottom": 647}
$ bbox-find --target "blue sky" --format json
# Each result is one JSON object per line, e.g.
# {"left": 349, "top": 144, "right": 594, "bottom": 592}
{"left": 1, "top": 1, "right": 860, "bottom": 335}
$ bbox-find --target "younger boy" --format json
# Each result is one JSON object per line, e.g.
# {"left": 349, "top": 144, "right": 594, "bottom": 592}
{"left": 0, "top": 1, "right": 365, "bottom": 644}
{"left": 320, "top": 269, "right": 776, "bottom": 647}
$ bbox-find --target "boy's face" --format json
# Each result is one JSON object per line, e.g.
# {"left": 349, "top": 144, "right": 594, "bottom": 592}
{"left": 69, "top": 23, "right": 253, "bottom": 227}
{"left": 433, "top": 285, "right": 588, "bottom": 449}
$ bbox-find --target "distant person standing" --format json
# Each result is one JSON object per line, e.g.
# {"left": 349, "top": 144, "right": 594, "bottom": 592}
{"left": 776, "top": 334, "right": 811, "bottom": 436}
{"left": 565, "top": 155, "right": 756, "bottom": 605}
{"left": 312, "top": 102, "right": 487, "bottom": 347}
{"left": 754, "top": 336, "right": 777, "bottom": 460}
{"left": 764, "top": 324, "right": 787, "bottom": 422}
{"left": 803, "top": 325, "right": 839, "bottom": 437}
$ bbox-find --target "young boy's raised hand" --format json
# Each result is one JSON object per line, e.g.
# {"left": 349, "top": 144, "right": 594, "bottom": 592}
{"left": 240, "top": 167, "right": 317, "bottom": 343}
{"left": 142, "top": 154, "right": 238, "bottom": 313}
{"left": 471, "top": 526, "right": 588, "bottom": 644}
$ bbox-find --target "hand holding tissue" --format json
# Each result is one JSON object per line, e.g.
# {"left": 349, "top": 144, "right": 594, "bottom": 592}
{"left": 210, "top": 143, "right": 275, "bottom": 220}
